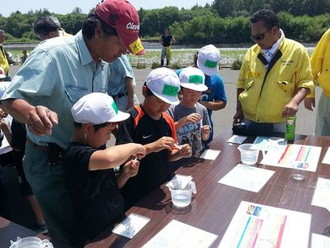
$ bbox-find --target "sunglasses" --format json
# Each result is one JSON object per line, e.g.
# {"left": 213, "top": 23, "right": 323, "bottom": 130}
{"left": 250, "top": 29, "right": 271, "bottom": 41}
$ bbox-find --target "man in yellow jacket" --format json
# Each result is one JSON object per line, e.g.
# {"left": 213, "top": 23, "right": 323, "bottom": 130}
{"left": 0, "top": 30, "right": 10, "bottom": 81}
{"left": 233, "top": 9, "right": 314, "bottom": 133}
{"left": 304, "top": 29, "right": 330, "bottom": 135}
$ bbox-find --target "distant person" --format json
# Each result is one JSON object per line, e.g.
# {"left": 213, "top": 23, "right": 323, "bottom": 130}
{"left": 177, "top": 44, "right": 227, "bottom": 142}
{"left": 116, "top": 68, "right": 191, "bottom": 209}
{"left": 304, "top": 29, "right": 330, "bottom": 136}
{"left": 0, "top": 30, "right": 10, "bottom": 81}
{"left": 20, "top": 50, "right": 28, "bottom": 64}
{"left": 160, "top": 28, "right": 175, "bottom": 67}
{"left": 108, "top": 54, "right": 139, "bottom": 111}
{"left": 1, "top": 0, "right": 145, "bottom": 245}
{"left": 233, "top": 9, "right": 313, "bottom": 134}
{"left": 168, "top": 67, "right": 211, "bottom": 156}
{"left": 63, "top": 92, "right": 145, "bottom": 246}
{"left": 33, "top": 16, "right": 70, "bottom": 40}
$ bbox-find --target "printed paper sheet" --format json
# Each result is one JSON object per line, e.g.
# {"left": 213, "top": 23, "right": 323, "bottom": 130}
{"left": 312, "top": 177, "right": 330, "bottom": 212}
{"left": 112, "top": 213, "right": 150, "bottom": 239}
{"left": 227, "top": 135, "right": 248, "bottom": 144}
{"left": 142, "top": 219, "right": 218, "bottom": 248}
{"left": 261, "top": 144, "right": 322, "bottom": 171}
{"left": 322, "top": 147, "right": 330, "bottom": 164}
{"left": 311, "top": 233, "right": 330, "bottom": 248}
{"left": 219, "top": 201, "right": 311, "bottom": 248}
{"left": 218, "top": 164, "right": 275, "bottom": 192}
{"left": 200, "top": 149, "right": 221, "bottom": 160}
{"left": 251, "top": 136, "right": 287, "bottom": 152}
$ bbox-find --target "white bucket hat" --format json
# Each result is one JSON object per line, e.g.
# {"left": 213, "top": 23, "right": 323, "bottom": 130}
{"left": 197, "top": 44, "right": 220, "bottom": 76}
{"left": 179, "top": 67, "right": 207, "bottom": 92}
{"left": 146, "top": 67, "right": 180, "bottom": 104}
{"left": 71, "top": 93, "right": 129, "bottom": 124}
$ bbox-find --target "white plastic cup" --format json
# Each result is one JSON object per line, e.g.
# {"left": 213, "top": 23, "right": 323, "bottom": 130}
{"left": 10, "top": 237, "right": 53, "bottom": 248}
{"left": 291, "top": 161, "right": 307, "bottom": 181}
{"left": 238, "top": 143, "right": 259, "bottom": 165}
{"left": 169, "top": 179, "right": 195, "bottom": 208}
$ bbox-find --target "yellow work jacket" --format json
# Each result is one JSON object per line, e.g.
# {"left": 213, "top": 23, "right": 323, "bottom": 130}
{"left": 237, "top": 35, "right": 314, "bottom": 123}
{"left": 310, "top": 29, "right": 330, "bottom": 97}
{"left": 0, "top": 45, "right": 9, "bottom": 75}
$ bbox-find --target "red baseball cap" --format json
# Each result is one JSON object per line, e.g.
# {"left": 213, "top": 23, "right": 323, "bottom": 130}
{"left": 96, "top": 0, "right": 145, "bottom": 55}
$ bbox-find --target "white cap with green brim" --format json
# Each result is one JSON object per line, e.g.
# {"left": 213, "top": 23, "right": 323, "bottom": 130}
{"left": 71, "top": 93, "right": 129, "bottom": 124}
{"left": 179, "top": 67, "right": 207, "bottom": 92}
{"left": 146, "top": 67, "right": 180, "bottom": 104}
{"left": 197, "top": 44, "right": 220, "bottom": 76}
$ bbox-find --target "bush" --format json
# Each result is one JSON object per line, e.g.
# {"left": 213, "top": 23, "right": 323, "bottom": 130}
{"left": 151, "top": 62, "right": 160, "bottom": 69}
{"left": 231, "top": 58, "right": 242, "bottom": 70}
{"left": 170, "top": 62, "right": 180, "bottom": 69}
{"left": 136, "top": 62, "right": 147, "bottom": 69}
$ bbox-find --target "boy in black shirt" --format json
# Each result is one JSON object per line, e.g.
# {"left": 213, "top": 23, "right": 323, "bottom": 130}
{"left": 63, "top": 93, "right": 146, "bottom": 246}
{"left": 116, "top": 67, "right": 191, "bottom": 208}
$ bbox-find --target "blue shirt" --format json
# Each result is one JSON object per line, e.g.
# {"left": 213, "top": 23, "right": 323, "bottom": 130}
{"left": 108, "top": 54, "right": 134, "bottom": 96}
{"left": 2, "top": 31, "right": 109, "bottom": 148}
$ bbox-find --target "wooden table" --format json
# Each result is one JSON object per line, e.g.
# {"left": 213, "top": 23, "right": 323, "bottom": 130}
{"left": 86, "top": 130, "right": 330, "bottom": 247}
{"left": 0, "top": 216, "right": 48, "bottom": 246}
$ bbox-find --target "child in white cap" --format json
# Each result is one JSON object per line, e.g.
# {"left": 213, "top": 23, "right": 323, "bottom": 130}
{"left": 168, "top": 67, "right": 212, "bottom": 156}
{"left": 115, "top": 67, "right": 191, "bottom": 209}
{"left": 177, "top": 44, "right": 227, "bottom": 142}
{"left": 62, "top": 92, "right": 146, "bottom": 246}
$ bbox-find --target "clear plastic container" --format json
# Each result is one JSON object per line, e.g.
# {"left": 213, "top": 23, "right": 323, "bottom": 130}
{"left": 10, "top": 237, "right": 53, "bottom": 248}
{"left": 168, "top": 179, "right": 196, "bottom": 208}
{"left": 238, "top": 143, "right": 259, "bottom": 165}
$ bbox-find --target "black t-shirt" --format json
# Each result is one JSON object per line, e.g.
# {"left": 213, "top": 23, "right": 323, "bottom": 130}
{"left": 62, "top": 142, "right": 125, "bottom": 246}
{"left": 161, "top": 35, "right": 172, "bottom": 47}
{"left": 116, "top": 105, "right": 177, "bottom": 208}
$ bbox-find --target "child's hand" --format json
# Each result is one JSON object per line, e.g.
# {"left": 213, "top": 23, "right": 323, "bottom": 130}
{"left": 185, "top": 113, "right": 201, "bottom": 124}
{"left": 201, "top": 125, "right": 211, "bottom": 135}
{"left": 0, "top": 109, "right": 8, "bottom": 119}
{"left": 0, "top": 118, "right": 7, "bottom": 130}
{"left": 152, "top": 136, "right": 175, "bottom": 152}
{"left": 178, "top": 143, "right": 192, "bottom": 158}
{"left": 123, "top": 159, "right": 139, "bottom": 178}
{"left": 201, "top": 125, "right": 211, "bottom": 141}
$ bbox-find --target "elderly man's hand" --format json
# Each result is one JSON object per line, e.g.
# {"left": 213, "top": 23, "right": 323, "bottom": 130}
{"left": 27, "top": 106, "right": 58, "bottom": 136}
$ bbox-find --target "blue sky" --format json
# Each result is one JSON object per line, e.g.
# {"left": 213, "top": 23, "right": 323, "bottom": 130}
{"left": 1, "top": 0, "right": 213, "bottom": 17}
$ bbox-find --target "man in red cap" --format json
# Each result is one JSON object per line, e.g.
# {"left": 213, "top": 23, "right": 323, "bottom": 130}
{"left": 1, "top": 0, "right": 144, "bottom": 246}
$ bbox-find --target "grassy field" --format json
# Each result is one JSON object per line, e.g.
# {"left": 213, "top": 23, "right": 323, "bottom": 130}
{"left": 7, "top": 48, "right": 247, "bottom": 68}
{"left": 128, "top": 48, "right": 247, "bottom": 69}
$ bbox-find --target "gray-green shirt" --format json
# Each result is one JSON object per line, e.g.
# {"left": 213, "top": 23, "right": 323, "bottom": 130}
{"left": 2, "top": 31, "right": 109, "bottom": 148}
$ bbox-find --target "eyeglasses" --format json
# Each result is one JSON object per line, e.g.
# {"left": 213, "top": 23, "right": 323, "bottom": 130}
{"left": 250, "top": 29, "right": 271, "bottom": 41}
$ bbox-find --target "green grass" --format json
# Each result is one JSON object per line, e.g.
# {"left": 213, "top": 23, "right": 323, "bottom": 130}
{"left": 129, "top": 49, "right": 247, "bottom": 69}
{"left": 7, "top": 48, "right": 247, "bottom": 68}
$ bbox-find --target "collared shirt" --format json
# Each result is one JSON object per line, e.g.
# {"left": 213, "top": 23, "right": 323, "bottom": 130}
{"left": 107, "top": 54, "right": 134, "bottom": 96}
{"left": 262, "top": 30, "right": 282, "bottom": 67}
{"left": 2, "top": 31, "right": 109, "bottom": 148}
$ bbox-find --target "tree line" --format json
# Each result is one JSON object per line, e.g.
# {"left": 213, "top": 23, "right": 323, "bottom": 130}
{"left": 0, "top": 0, "right": 329, "bottom": 45}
